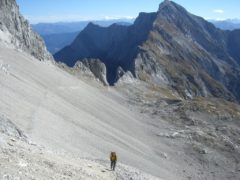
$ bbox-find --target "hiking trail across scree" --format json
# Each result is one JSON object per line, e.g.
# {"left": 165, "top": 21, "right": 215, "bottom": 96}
{"left": 0, "top": 129, "right": 161, "bottom": 180}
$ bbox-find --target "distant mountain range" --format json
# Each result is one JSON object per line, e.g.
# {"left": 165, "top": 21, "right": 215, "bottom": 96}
{"left": 32, "top": 19, "right": 134, "bottom": 53}
{"left": 32, "top": 19, "right": 134, "bottom": 35}
{"left": 210, "top": 19, "right": 240, "bottom": 30}
{"left": 54, "top": 0, "right": 240, "bottom": 102}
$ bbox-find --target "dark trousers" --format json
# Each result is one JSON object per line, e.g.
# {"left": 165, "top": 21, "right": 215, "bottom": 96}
{"left": 111, "top": 160, "right": 116, "bottom": 171}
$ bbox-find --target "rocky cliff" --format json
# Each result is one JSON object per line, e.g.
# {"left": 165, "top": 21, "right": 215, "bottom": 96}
{"left": 74, "top": 59, "right": 109, "bottom": 86}
{"left": 54, "top": 0, "right": 240, "bottom": 101}
{"left": 0, "top": 0, "right": 52, "bottom": 61}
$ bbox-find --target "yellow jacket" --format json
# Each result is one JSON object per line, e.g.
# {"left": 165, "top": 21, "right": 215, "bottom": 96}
{"left": 110, "top": 152, "right": 117, "bottom": 161}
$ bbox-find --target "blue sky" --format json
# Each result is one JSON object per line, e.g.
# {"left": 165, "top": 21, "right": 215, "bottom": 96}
{"left": 16, "top": 0, "right": 240, "bottom": 24}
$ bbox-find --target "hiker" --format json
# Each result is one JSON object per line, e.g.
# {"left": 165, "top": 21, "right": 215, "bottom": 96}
{"left": 110, "top": 152, "right": 117, "bottom": 171}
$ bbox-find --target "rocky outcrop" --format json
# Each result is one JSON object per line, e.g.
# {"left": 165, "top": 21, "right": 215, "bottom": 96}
{"left": 115, "top": 67, "right": 136, "bottom": 85}
{"left": 0, "top": 0, "right": 52, "bottom": 61}
{"left": 115, "top": 71, "right": 136, "bottom": 85}
{"left": 75, "top": 59, "right": 109, "bottom": 86}
{"left": 72, "top": 61, "right": 95, "bottom": 78}
{"left": 54, "top": 0, "right": 240, "bottom": 101}
{"left": 0, "top": 114, "right": 26, "bottom": 140}
{"left": 57, "top": 59, "right": 109, "bottom": 86}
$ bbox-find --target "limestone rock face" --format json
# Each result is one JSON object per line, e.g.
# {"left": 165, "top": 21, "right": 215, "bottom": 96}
{"left": 0, "top": 0, "right": 52, "bottom": 61}
{"left": 74, "top": 59, "right": 109, "bottom": 86}
{"left": 115, "top": 67, "right": 136, "bottom": 85}
{"left": 73, "top": 61, "right": 95, "bottom": 78}
{"left": 116, "top": 71, "right": 136, "bottom": 85}
{"left": 116, "top": 66, "right": 126, "bottom": 80}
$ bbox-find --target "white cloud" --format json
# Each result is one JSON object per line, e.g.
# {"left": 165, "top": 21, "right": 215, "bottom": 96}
{"left": 213, "top": 9, "right": 224, "bottom": 14}
{"left": 214, "top": 18, "right": 227, "bottom": 21}
{"left": 25, "top": 15, "right": 93, "bottom": 24}
{"left": 104, "top": 16, "right": 135, "bottom": 20}
{"left": 24, "top": 15, "right": 136, "bottom": 24}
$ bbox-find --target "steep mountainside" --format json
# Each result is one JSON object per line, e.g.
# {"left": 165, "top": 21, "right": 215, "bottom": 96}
{"left": 0, "top": 44, "right": 166, "bottom": 179}
{"left": 228, "top": 29, "right": 240, "bottom": 64}
{"left": 0, "top": 0, "right": 165, "bottom": 178}
{"left": 3, "top": 41, "right": 240, "bottom": 179}
{"left": 54, "top": 0, "right": 240, "bottom": 101}
{"left": 0, "top": 0, "right": 52, "bottom": 61}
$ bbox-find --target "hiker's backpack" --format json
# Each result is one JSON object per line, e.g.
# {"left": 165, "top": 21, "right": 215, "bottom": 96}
{"left": 110, "top": 152, "right": 117, "bottom": 161}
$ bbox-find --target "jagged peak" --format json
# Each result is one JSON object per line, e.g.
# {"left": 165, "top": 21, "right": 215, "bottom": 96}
{"left": 133, "top": 12, "right": 157, "bottom": 26}
{"left": 85, "top": 22, "right": 99, "bottom": 28}
{"left": 158, "top": 0, "right": 188, "bottom": 15}
{"left": 158, "top": 0, "right": 174, "bottom": 10}
{"left": 82, "top": 22, "right": 103, "bottom": 33}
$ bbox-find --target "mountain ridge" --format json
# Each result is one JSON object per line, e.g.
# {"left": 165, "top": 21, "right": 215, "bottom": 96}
{"left": 32, "top": 19, "right": 134, "bottom": 35}
{"left": 54, "top": 12, "right": 157, "bottom": 84}
{"left": 211, "top": 19, "right": 240, "bottom": 30}
{"left": 54, "top": 0, "right": 240, "bottom": 101}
